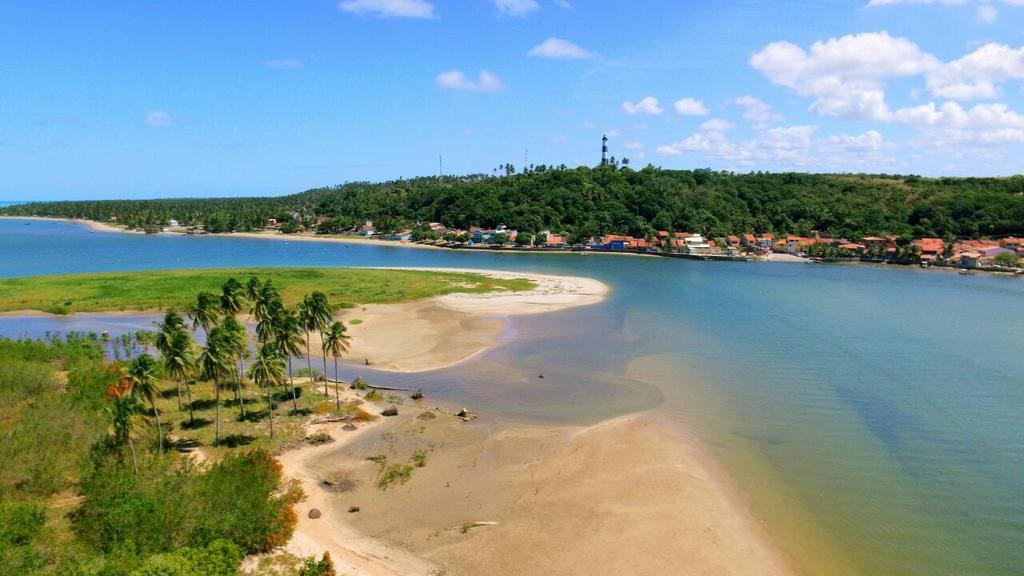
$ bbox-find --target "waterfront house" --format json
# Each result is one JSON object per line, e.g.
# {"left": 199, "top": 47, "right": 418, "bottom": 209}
{"left": 741, "top": 233, "right": 757, "bottom": 248}
{"left": 786, "top": 236, "right": 810, "bottom": 254}
{"left": 726, "top": 235, "right": 740, "bottom": 247}
{"left": 757, "top": 233, "right": 775, "bottom": 250}
{"left": 682, "top": 234, "right": 712, "bottom": 255}
{"left": 358, "top": 220, "right": 376, "bottom": 236}
{"left": 428, "top": 222, "right": 447, "bottom": 233}
{"left": 960, "top": 252, "right": 983, "bottom": 268}
{"left": 838, "top": 242, "right": 865, "bottom": 254}
{"left": 912, "top": 237, "right": 946, "bottom": 262}
{"left": 544, "top": 234, "right": 566, "bottom": 248}
{"left": 861, "top": 236, "right": 890, "bottom": 252}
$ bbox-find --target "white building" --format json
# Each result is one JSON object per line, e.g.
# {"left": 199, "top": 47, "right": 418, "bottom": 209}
{"left": 683, "top": 234, "right": 711, "bottom": 255}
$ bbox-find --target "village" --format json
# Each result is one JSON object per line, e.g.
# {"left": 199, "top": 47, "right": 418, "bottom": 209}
{"left": 339, "top": 218, "right": 1024, "bottom": 273}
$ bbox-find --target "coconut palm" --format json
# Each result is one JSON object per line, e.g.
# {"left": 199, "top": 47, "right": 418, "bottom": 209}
{"left": 255, "top": 283, "right": 283, "bottom": 344}
{"left": 249, "top": 343, "right": 286, "bottom": 437}
{"left": 104, "top": 365, "right": 147, "bottom": 474}
{"left": 188, "top": 291, "right": 222, "bottom": 339}
{"left": 298, "top": 292, "right": 332, "bottom": 386}
{"left": 129, "top": 353, "right": 164, "bottom": 452}
{"left": 219, "top": 277, "right": 246, "bottom": 317}
{"left": 321, "top": 321, "right": 351, "bottom": 408}
{"left": 163, "top": 328, "right": 197, "bottom": 424}
{"left": 199, "top": 325, "right": 234, "bottom": 445}
{"left": 221, "top": 315, "right": 249, "bottom": 418}
{"left": 272, "top": 307, "right": 305, "bottom": 412}
{"left": 154, "top": 310, "right": 187, "bottom": 410}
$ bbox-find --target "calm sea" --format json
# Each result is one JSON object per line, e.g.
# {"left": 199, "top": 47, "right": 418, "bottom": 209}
{"left": 1, "top": 218, "right": 1022, "bottom": 576}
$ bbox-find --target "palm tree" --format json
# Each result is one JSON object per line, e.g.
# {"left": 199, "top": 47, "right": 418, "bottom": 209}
{"left": 221, "top": 316, "right": 249, "bottom": 418}
{"left": 298, "top": 292, "right": 332, "bottom": 389}
{"left": 129, "top": 353, "right": 164, "bottom": 452}
{"left": 154, "top": 310, "right": 187, "bottom": 411}
{"left": 254, "top": 283, "right": 283, "bottom": 345}
{"left": 188, "top": 291, "right": 221, "bottom": 340}
{"left": 163, "top": 328, "right": 197, "bottom": 424}
{"left": 219, "top": 277, "right": 246, "bottom": 317}
{"left": 104, "top": 365, "right": 147, "bottom": 474}
{"left": 249, "top": 343, "right": 286, "bottom": 437}
{"left": 321, "top": 321, "right": 351, "bottom": 408}
{"left": 199, "top": 325, "right": 233, "bottom": 445}
{"left": 272, "top": 307, "right": 305, "bottom": 412}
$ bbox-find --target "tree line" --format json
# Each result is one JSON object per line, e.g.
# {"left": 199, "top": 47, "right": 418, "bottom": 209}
{"left": 3, "top": 165, "right": 1024, "bottom": 240}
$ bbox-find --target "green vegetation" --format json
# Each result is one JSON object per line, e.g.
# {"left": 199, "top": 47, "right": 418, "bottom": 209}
{"left": 992, "top": 252, "right": 1020, "bottom": 267}
{"left": 0, "top": 275, "right": 406, "bottom": 574}
{"left": 3, "top": 167, "right": 1023, "bottom": 239}
{"left": 0, "top": 267, "right": 534, "bottom": 314}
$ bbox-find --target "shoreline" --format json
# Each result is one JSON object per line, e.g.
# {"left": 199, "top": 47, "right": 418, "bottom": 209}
{"left": 0, "top": 267, "right": 609, "bottom": 374}
{"left": 278, "top": 391, "right": 796, "bottom": 576}
{"left": 5, "top": 216, "right": 1019, "bottom": 276}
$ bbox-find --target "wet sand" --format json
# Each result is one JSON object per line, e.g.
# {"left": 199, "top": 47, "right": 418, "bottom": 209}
{"left": 280, "top": 391, "right": 795, "bottom": 576}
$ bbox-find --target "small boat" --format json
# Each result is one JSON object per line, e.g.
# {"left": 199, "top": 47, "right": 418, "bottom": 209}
{"left": 959, "top": 269, "right": 975, "bottom": 275}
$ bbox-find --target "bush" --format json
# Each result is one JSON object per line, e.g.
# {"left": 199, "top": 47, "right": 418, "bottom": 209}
{"left": 130, "top": 539, "right": 244, "bottom": 576}
{"left": 299, "top": 552, "right": 337, "bottom": 576}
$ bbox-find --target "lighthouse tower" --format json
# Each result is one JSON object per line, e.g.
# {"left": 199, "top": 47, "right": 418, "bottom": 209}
{"left": 601, "top": 134, "right": 609, "bottom": 165}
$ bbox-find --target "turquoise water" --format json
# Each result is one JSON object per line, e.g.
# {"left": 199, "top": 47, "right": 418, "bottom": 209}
{"left": 2, "top": 218, "right": 1023, "bottom": 575}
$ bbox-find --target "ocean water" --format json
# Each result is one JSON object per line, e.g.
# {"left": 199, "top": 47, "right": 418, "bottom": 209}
{"left": 1, "top": 218, "right": 1022, "bottom": 576}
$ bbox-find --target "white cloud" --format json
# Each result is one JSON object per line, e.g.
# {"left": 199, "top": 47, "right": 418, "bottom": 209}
{"left": 265, "top": 58, "right": 303, "bottom": 70}
{"left": 435, "top": 69, "right": 505, "bottom": 92}
{"left": 339, "top": 0, "right": 436, "bottom": 18}
{"left": 553, "top": 0, "right": 572, "bottom": 8}
{"left": 825, "top": 130, "right": 885, "bottom": 151}
{"left": 622, "top": 96, "right": 662, "bottom": 115}
{"left": 492, "top": 0, "right": 540, "bottom": 16}
{"left": 734, "top": 95, "right": 782, "bottom": 126}
{"left": 673, "top": 97, "right": 709, "bottom": 116}
{"left": 528, "top": 38, "right": 594, "bottom": 59}
{"left": 978, "top": 5, "right": 998, "bottom": 20}
{"left": 926, "top": 43, "right": 1024, "bottom": 100}
{"left": 751, "top": 31, "right": 1024, "bottom": 147}
{"left": 145, "top": 111, "right": 172, "bottom": 127}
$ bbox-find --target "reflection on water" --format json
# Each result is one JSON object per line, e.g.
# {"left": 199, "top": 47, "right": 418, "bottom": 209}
{"left": 2, "top": 218, "right": 1024, "bottom": 576}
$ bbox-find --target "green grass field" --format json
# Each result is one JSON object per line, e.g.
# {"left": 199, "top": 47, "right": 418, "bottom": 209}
{"left": 0, "top": 267, "right": 534, "bottom": 314}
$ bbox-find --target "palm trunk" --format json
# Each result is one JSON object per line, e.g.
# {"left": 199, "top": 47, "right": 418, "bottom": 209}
{"left": 149, "top": 394, "right": 163, "bottom": 452}
{"left": 288, "top": 357, "right": 298, "bottom": 411}
{"left": 236, "top": 359, "right": 246, "bottom": 418}
{"left": 305, "top": 332, "right": 314, "bottom": 383}
{"left": 322, "top": 353, "right": 329, "bottom": 397}
{"left": 333, "top": 355, "right": 340, "bottom": 410}
{"left": 176, "top": 380, "right": 183, "bottom": 411}
{"left": 127, "top": 435, "right": 139, "bottom": 474}
{"left": 266, "top": 381, "right": 275, "bottom": 437}
{"left": 214, "top": 377, "right": 221, "bottom": 446}
{"left": 186, "top": 380, "right": 195, "bottom": 423}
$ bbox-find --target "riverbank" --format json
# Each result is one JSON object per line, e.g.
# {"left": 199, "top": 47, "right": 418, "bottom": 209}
{"left": 277, "top": 384, "right": 795, "bottom": 576}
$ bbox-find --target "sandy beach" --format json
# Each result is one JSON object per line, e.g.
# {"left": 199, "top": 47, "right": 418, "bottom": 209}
{"left": 306, "top": 268, "right": 609, "bottom": 373}
{"left": 278, "top": 386, "right": 794, "bottom": 576}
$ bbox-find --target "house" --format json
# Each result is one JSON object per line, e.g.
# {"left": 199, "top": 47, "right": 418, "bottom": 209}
{"left": 786, "top": 236, "right": 809, "bottom": 255}
{"left": 862, "top": 236, "right": 895, "bottom": 252}
{"left": 960, "top": 252, "right": 983, "bottom": 269}
{"left": 358, "top": 220, "right": 376, "bottom": 236}
{"left": 741, "top": 233, "right": 757, "bottom": 248}
{"left": 167, "top": 219, "right": 180, "bottom": 228}
{"left": 912, "top": 237, "right": 946, "bottom": 261}
{"left": 838, "top": 242, "right": 865, "bottom": 254}
{"left": 681, "top": 234, "right": 712, "bottom": 255}
{"left": 544, "top": 234, "right": 566, "bottom": 248}
{"left": 428, "top": 222, "right": 447, "bottom": 233}
{"left": 999, "top": 237, "right": 1023, "bottom": 252}
{"left": 757, "top": 233, "right": 775, "bottom": 250}
{"left": 726, "top": 235, "right": 740, "bottom": 247}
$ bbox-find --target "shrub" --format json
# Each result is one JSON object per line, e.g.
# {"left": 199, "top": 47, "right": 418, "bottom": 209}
{"left": 130, "top": 539, "right": 245, "bottom": 576}
{"left": 299, "top": 552, "right": 337, "bottom": 576}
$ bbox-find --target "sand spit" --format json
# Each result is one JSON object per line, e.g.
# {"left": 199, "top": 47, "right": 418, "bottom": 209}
{"left": 280, "top": 395, "right": 794, "bottom": 576}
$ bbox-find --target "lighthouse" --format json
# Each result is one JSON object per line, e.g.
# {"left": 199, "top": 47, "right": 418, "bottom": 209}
{"left": 601, "top": 134, "right": 609, "bottom": 165}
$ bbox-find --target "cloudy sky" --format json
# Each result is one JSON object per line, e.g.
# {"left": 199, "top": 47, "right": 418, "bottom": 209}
{"left": 2, "top": 0, "right": 1023, "bottom": 200}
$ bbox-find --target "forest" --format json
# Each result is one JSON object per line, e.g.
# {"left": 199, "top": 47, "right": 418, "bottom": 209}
{"left": 4, "top": 165, "right": 1023, "bottom": 240}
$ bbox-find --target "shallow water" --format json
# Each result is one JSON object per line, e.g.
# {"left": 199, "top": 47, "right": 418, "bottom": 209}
{"left": 2, "top": 218, "right": 1023, "bottom": 576}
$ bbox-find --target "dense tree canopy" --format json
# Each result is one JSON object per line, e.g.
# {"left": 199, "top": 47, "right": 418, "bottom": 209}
{"left": 5, "top": 166, "right": 1023, "bottom": 239}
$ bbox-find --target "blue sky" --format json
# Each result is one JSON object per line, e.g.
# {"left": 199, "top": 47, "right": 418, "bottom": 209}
{"left": 2, "top": 0, "right": 1023, "bottom": 200}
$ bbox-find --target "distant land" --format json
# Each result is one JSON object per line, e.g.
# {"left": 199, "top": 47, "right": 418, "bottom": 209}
{"left": 2, "top": 167, "right": 1023, "bottom": 242}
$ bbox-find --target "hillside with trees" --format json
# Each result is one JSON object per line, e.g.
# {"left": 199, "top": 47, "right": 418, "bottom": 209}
{"left": 4, "top": 166, "right": 1023, "bottom": 240}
